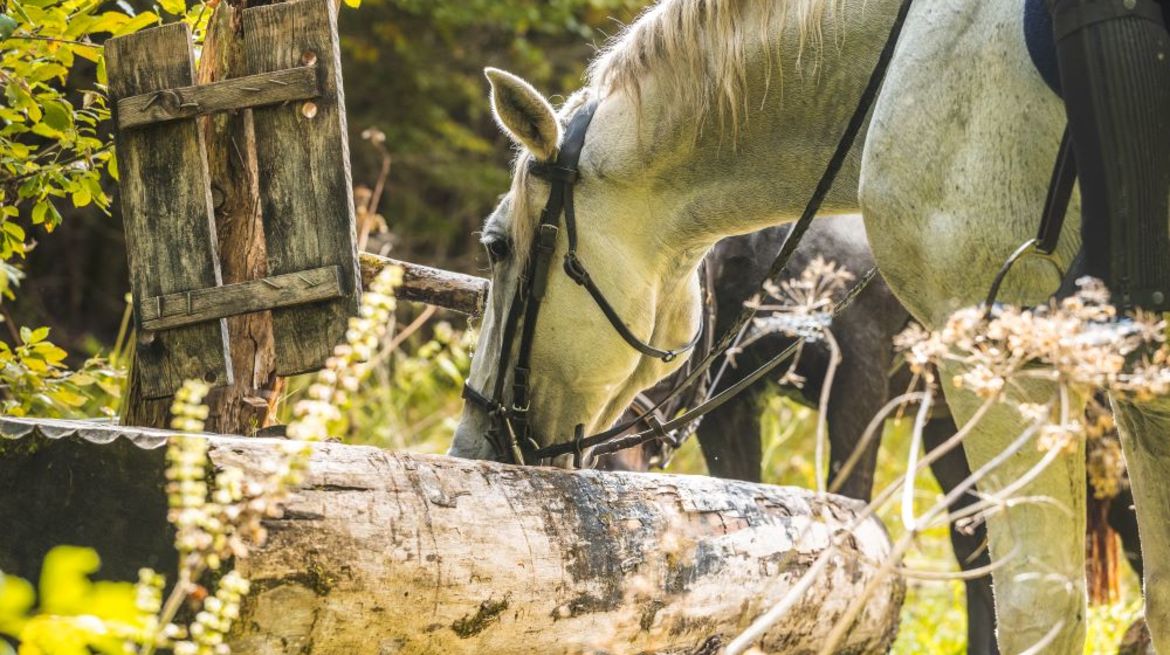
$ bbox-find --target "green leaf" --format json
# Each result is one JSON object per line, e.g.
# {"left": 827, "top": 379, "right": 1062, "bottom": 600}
{"left": 0, "top": 14, "right": 17, "bottom": 41}
{"left": 159, "top": 0, "right": 186, "bottom": 15}
{"left": 3, "top": 221, "right": 26, "bottom": 243}
{"left": 71, "top": 186, "right": 91, "bottom": 208}
{"left": 42, "top": 201, "right": 62, "bottom": 229}
{"left": 32, "top": 342, "right": 68, "bottom": 365}
{"left": 111, "top": 11, "right": 158, "bottom": 37}
{"left": 38, "top": 546, "right": 101, "bottom": 615}
{"left": 31, "top": 200, "right": 48, "bottom": 225}
{"left": 0, "top": 573, "right": 34, "bottom": 637}
{"left": 42, "top": 100, "right": 73, "bottom": 132}
{"left": 27, "top": 327, "right": 49, "bottom": 344}
{"left": 52, "top": 388, "right": 88, "bottom": 407}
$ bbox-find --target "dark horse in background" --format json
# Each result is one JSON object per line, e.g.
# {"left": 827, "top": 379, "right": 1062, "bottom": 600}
{"left": 603, "top": 214, "right": 1145, "bottom": 655}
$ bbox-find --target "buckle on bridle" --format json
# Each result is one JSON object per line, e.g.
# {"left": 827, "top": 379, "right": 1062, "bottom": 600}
{"left": 563, "top": 251, "right": 589, "bottom": 285}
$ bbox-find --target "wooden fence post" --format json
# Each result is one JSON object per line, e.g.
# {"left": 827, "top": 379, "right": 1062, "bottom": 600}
{"left": 195, "top": 3, "right": 280, "bottom": 434}
{"left": 119, "top": 5, "right": 280, "bottom": 433}
{"left": 110, "top": 0, "right": 361, "bottom": 430}
{"left": 108, "top": 0, "right": 485, "bottom": 433}
{"left": 244, "top": 0, "right": 361, "bottom": 376}
{"left": 106, "top": 23, "right": 233, "bottom": 406}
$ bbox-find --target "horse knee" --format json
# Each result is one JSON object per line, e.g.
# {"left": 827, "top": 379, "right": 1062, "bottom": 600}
{"left": 1141, "top": 568, "right": 1170, "bottom": 648}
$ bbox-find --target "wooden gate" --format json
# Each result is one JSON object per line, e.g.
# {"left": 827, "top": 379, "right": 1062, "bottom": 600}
{"left": 105, "top": 0, "right": 360, "bottom": 399}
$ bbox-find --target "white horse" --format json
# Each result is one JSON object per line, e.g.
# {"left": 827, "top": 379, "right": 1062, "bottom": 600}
{"left": 450, "top": 0, "right": 1170, "bottom": 651}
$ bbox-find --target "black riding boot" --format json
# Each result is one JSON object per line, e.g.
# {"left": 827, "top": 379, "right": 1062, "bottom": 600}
{"left": 1049, "top": 0, "right": 1170, "bottom": 311}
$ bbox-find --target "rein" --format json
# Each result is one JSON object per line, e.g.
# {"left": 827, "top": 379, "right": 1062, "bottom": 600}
{"left": 465, "top": 0, "right": 917, "bottom": 465}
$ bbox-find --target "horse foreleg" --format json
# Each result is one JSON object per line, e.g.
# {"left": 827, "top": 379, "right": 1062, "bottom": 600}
{"left": 1110, "top": 395, "right": 1170, "bottom": 652}
{"left": 922, "top": 416, "right": 1000, "bottom": 655}
{"left": 938, "top": 361, "right": 1088, "bottom": 653}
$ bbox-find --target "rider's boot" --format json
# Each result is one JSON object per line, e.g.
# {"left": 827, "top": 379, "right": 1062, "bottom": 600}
{"left": 1049, "top": 0, "right": 1170, "bottom": 311}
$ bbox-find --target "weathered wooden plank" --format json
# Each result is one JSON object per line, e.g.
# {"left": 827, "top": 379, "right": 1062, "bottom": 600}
{"left": 107, "top": 23, "right": 232, "bottom": 398}
{"left": 359, "top": 253, "right": 489, "bottom": 317}
{"left": 140, "top": 266, "right": 342, "bottom": 331}
{"left": 116, "top": 66, "right": 319, "bottom": 130}
{"left": 0, "top": 418, "right": 904, "bottom": 655}
{"left": 188, "top": 2, "right": 280, "bottom": 435}
{"left": 244, "top": 0, "right": 361, "bottom": 376}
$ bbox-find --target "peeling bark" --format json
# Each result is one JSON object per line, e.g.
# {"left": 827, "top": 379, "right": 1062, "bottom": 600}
{"left": 0, "top": 420, "right": 903, "bottom": 654}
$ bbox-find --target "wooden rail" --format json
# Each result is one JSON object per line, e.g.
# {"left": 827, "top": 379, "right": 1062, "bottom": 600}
{"left": 360, "top": 253, "right": 488, "bottom": 317}
{"left": 140, "top": 266, "right": 343, "bottom": 332}
{"left": 116, "top": 66, "right": 319, "bottom": 129}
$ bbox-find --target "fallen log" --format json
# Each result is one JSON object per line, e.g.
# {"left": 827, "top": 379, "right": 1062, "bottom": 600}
{"left": 361, "top": 252, "right": 488, "bottom": 317}
{"left": 0, "top": 417, "right": 904, "bottom": 654}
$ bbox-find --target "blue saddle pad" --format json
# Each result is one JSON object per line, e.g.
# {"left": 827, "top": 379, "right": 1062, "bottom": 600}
{"left": 1024, "top": 0, "right": 1062, "bottom": 96}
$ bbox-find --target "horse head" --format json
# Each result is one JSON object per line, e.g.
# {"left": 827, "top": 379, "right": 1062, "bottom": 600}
{"left": 448, "top": 68, "right": 703, "bottom": 464}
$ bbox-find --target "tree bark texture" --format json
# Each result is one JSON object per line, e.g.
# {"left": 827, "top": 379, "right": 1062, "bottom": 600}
{"left": 0, "top": 418, "right": 904, "bottom": 654}
{"left": 121, "top": 1, "right": 279, "bottom": 433}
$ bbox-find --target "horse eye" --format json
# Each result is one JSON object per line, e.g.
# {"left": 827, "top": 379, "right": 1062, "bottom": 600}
{"left": 485, "top": 236, "right": 512, "bottom": 264}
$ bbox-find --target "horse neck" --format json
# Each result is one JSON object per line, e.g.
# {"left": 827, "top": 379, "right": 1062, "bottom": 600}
{"left": 591, "top": 0, "right": 906, "bottom": 253}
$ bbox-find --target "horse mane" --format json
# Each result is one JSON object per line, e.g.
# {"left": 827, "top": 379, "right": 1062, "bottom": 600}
{"left": 505, "top": 0, "right": 837, "bottom": 259}
{"left": 587, "top": 0, "right": 837, "bottom": 134}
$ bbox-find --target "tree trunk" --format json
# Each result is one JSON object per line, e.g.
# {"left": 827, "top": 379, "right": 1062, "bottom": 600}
{"left": 0, "top": 417, "right": 904, "bottom": 655}
{"left": 121, "top": 1, "right": 279, "bottom": 434}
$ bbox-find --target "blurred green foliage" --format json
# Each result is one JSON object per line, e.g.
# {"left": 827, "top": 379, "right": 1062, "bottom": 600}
{"left": 0, "top": 546, "right": 142, "bottom": 655}
{"left": 0, "top": 323, "right": 124, "bottom": 417}
{"left": 339, "top": 0, "right": 645, "bottom": 265}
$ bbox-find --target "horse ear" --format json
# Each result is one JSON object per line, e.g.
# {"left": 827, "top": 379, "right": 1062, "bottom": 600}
{"left": 485, "top": 67, "right": 561, "bottom": 162}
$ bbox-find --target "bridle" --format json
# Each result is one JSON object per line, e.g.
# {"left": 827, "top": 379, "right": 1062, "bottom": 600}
{"left": 462, "top": 99, "right": 703, "bottom": 465}
{"left": 464, "top": 0, "right": 917, "bottom": 466}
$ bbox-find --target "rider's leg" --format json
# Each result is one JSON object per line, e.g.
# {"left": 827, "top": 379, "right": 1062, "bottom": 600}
{"left": 1048, "top": 0, "right": 1170, "bottom": 309}
{"left": 1051, "top": 0, "right": 1170, "bottom": 645}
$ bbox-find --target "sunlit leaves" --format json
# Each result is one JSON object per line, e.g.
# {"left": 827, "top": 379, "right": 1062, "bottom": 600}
{"left": 0, "top": 0, "right": 156, "bottom": 267}
{"left": 0, "top": 547, "right": 142, "bottom": 655}
{"left": 0, "top": 324, "right": 125, "bottom": 417}
{"left": 0, "top": 0, "right": 148, "bottom": 419}
{"left": 0, "top": 14, "right": 18, "bottom": 41}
